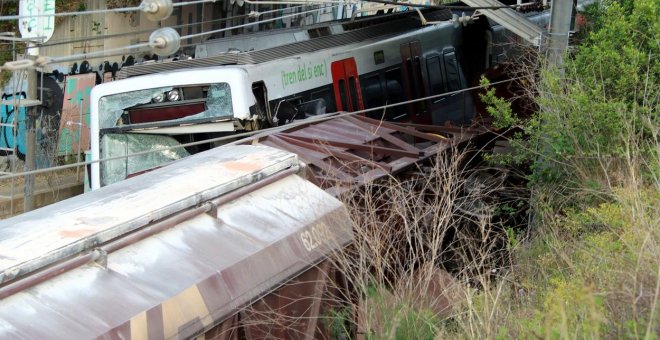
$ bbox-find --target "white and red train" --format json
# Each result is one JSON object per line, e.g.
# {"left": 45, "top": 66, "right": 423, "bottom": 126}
{"left": 89, "top": 5, "right": 549, "bottom": 189}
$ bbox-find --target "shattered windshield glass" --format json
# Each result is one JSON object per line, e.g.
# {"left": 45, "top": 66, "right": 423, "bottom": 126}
{"left": 98, "top": 83, "right": 233, "bottom": 129}
{"left": 173, "top": 83, "right": 233, "bottom": 121}
{"left": 101, "top": 133, "right": 190, "bottom": 186}
{"left": 99, "top": 87, "right": 172, "bottom": 129}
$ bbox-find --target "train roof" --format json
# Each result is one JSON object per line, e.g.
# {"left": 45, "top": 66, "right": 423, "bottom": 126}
{"left": 118, "top": 9, "right": 453, "bottom": 79}
{"left": 0, "top": 145, "right": 352, "bottom": 338}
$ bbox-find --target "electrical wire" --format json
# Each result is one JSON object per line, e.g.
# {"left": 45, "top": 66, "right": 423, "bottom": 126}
{"left": 0, "top": 0, "right": 217, "bottom": 21}
{"left": 8, "top": 5, "right": 305, "bottom": 53}
{"left": 363, "top": 0, "right": 523, "bottom": 10}
{"left": 180, "top": 4, "right": 341, "bottom": 40}
{"left": 20, "top": 4, "right": 341, "bottom": 65}
{"left": 0, "top": 76, "right": 523, "bottom": 181}
{"left": 1, "top": 0, "right": 511, "bottom": 65}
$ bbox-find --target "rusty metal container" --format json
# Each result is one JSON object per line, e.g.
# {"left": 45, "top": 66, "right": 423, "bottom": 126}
{"left": 0, "top": 145, "right": 353, "bottom": 339}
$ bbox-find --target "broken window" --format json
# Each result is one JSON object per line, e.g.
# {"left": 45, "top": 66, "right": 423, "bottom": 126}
{"left": 100, "top": 133, "right": 190, "bottom": 186}
{"left": 98, "top": 87, "right": 173, "bottom": 129}
{"left": 98, "top": 83, "right": 234, "bottom": 129}
{"left": 172, "top": 83, "right": 233, "bottom": 122}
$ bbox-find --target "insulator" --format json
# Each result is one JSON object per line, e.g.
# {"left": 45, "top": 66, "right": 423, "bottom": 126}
{"left": 142, "top": 0, "right": 174, "bottom": 22}
{"left": 149, "top": 27, "right": 181, "bottom": 57}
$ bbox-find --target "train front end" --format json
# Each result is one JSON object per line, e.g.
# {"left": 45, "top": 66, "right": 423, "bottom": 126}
{"left": 89, "top": 67, "right": 255, "bottom": 190}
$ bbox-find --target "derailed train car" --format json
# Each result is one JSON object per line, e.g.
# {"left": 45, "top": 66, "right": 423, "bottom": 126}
{"left": 0, "top": 145, "right": 353, "bottom": 339}
{"left": 88, "top": 5, "right": 551, "bottom": 190}
{"left": 0, "top": 110, "right": 484, "bottom": 338}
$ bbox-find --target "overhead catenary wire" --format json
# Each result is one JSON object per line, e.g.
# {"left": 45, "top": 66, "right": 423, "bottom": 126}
{"left": 5, "top": 5, "right": 306, "bottom": 53}
{"left": 238, "top": 0, "right": 516, "bottom": 10}
{"left": 362, "top": 0, "right": 524, "bottom": 10}
{"left": 178, "top": 4, "right": 341, "bottom": 41}
{"left": 0, "top": 76, "right": 523, "bottom": 181}
{"left": 0, "top": 0, "right": 537, "bottom": 57}
{"left": 0, "top": 0, "right": 217, "bottom": 21}
{"left": 7, "top": 4, "right": 342, "bottom": 66}
{"left": 0, "top": 0, "right": 520, "bottom": 69}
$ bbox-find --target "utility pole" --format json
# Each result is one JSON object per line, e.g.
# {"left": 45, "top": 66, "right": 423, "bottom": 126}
{"left": 23, "top": 59, "right": 38, "bottom": 213}
{"left": 530, "top": 0, "right": 576, "bottom": 209}
{"left": 547, "top": 0, "right": 575, "bottom": 70}
{"left": 18, "top": 0, "right": 55, "bottom": 212}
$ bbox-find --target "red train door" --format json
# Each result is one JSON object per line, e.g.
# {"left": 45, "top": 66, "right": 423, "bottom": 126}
{"left": 400, "top": 41, "right": 431, "bottom": 124}
{"left": 331, "top": 58, "right": 364, "bottom": 112}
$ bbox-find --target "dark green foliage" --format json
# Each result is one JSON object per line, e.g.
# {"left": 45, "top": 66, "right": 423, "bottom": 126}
{"left": 485, "top": 0, "right": 658, "bottom": 191}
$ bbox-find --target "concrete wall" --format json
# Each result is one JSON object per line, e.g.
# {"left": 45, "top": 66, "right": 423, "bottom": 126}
{"left": 40, "top": 0, "right": 178, "bottom": 74}
{"left": 0, "top": 172, "right": 83, "bottom": 219}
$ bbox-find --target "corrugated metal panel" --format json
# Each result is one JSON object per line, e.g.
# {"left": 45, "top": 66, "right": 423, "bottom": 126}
{"left": 463, "top": 0, "right": 545, "bottom": 46}
{"left": 240, "top": 115, "right": 484, "bottom": 196}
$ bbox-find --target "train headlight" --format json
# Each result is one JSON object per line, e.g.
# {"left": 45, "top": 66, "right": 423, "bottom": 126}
{"left": 167, "top": 89, "right": 181, "bottom": 101}
{"left": 152, "top": 93, "right": 165, "bottom": 103}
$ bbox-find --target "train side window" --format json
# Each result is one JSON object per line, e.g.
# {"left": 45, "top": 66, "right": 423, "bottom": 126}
{"left": 374, "top": 50, "right": 385, "bottom": 65}
{"left": 443, "top": 51, "right": 461, "bottom": 92}
{"left": 426, "top": 55, "right": 445, "bottom": 95}
{"left": 384, "top": 68, "right": 406, "bottom": 120}
{"left": 362, "top": 75, "right": 384, "bottom": 109}
{"left": 338, "top": 79, "right": 348, "bottom": 111}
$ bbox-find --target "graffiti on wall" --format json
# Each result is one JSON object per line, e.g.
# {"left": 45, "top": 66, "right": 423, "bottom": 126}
{"left": 0, "top": 75, "right": 64, "bottom": 168}
{"left": 57, "top": 73, "right": 95, "bottom": 157}
{"left": 0, "top": 93, "right": 27, "bottom": 156}
{"left": 0, "top": 54, "right": 143, "bottom": 167}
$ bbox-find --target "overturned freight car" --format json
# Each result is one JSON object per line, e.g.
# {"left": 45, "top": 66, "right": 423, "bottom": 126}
{"left": 0, "top": 145, "right": 353, "bottom": 339}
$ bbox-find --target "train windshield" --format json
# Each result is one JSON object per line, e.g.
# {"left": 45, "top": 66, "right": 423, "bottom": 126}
{"left": 98, "top": 83, "right": 234, "bottom": 129}
{"left": 96, "top": 82, "right": 235, "bottom": 187}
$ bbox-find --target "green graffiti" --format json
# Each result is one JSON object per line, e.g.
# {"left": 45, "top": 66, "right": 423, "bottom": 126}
{"left": 66, "top": 78, "right": 77, "bottom": 94}
{"left": 58, "top": 79, "right": 94, "bottom": 155}
{"left": 281, "top": 61, "right": 328, "bottom": 87}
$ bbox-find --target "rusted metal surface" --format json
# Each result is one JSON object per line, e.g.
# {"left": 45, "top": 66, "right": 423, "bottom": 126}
{"left": 200, "top": 260, "right": 349, "bottom": 340}
{"left": 0, "top": 145, "right": 353, "bottom": 339}
{"left": 241, "top": 114, "right": 484, "bottom": 196}
{"left": 242, "top": 261, "right": 332, "bottom": 339}
{"left": 0, "top": 165, "right": 298, "bottom": 300}
{"left": 0, "top": 145, "right": 299, "bottom": 286}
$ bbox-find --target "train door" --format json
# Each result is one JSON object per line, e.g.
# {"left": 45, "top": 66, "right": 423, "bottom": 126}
{"left": 425, "top": 48, "right": 472, "bottom": 125}
{"left": 400, "top": 41, "right": 431, "bottom": 124}
{"left": 441, "top": 48, "right": 470, "bottom": 124}
{"left": 331, "top": 58, "right": 364, "bottom": 112}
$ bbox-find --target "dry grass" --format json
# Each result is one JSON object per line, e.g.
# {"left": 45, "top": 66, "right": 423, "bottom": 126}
{"left": 314, "top": 145, "right": 533, "bottom": 339}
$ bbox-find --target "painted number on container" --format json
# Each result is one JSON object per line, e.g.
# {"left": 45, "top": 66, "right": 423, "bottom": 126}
{"left": 300, "top": 222, "right": 332, "bottom": 252}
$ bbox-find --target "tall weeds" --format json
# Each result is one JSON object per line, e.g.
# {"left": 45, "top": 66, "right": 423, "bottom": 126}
{"left": 320, "top": 146, "right": 532, "bottom": 339}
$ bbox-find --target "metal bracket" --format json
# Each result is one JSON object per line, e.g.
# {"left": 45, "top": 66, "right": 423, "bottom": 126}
{"left": 91, "top": 248, "right": 108, "bottom": 269}
{"left": 206, "top": 202, "right": 219, "bottom": 219}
